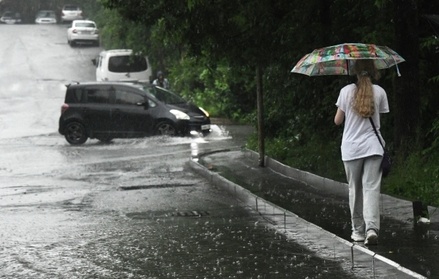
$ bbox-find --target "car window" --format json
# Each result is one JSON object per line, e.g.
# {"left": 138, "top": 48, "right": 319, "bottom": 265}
{"left": 66, "top": 87, "right": 84, "bottom": 103}
{"left": 108, "top": 55, "right": 147, "bottom": 73}
{"left": 64, "top": 5, "right": 80, "bottom": 11}
{"left": 76, "top": 22, "right": 96, "bottom": 28}
{"left": 86, "top": 88, "right": 111, "bottom": 104}
{"left": 114, "top": 89, "right": 144, "bottom": 105}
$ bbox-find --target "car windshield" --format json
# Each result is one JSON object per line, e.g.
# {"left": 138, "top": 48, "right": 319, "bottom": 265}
{"left": 143, "top": 86, "right": 186, "bottom": 105}
{"left": 37, "top": 11, "right": 55, "bottom": 18}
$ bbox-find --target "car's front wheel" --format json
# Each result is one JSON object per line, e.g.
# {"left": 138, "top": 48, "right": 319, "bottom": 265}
{"left": 154, "top": 121, "right": 177, "bottom": 136}
{"left": 64, "top": 121, "right": 88, "bottom": 145}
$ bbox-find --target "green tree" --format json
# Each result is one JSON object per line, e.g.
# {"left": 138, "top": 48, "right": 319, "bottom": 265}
{"left": 393, "top": 0, "right": 421, "bottom": 159}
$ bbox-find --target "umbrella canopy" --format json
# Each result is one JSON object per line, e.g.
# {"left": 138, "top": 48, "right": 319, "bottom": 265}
{"left": 291, "top": 43, "right": 405, "bottom": 76}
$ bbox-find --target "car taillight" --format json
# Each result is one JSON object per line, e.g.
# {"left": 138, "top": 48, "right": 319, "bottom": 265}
{"left": 61, "top": 103, "right": 69, "bottom": 114}
{"left": 72, "top": 29, "right": 78, "bottom": 33}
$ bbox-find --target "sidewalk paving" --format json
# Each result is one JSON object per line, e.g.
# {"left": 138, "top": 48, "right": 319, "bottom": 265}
{"left": 189, "top": 148, "right": 439, "bottom": 279}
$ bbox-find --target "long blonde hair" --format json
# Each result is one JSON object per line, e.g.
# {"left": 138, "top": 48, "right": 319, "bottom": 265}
{"left": 352, "top": 60, "right": 380, "bottom": 118}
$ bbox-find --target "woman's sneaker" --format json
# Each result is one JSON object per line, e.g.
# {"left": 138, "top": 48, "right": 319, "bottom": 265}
{"left": 351, "top": 232, "right": 365, "bottom": 242}
{"left": 364, "top": 230, "right": 378, "bottom": 245}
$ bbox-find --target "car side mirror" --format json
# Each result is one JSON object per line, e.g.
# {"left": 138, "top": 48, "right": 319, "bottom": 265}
{"left": 91, "top": 58, "right": 97, "bottom": 66}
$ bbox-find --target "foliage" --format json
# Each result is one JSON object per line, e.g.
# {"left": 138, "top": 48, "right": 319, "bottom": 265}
{"left": 246, "top": 134, "right": 347, "bottom": 182}
{"left": 384, "top": 149, "right": 439, "bottom": 207}
{"left": 170, "top": 57, "right": 255, "bottom": 119}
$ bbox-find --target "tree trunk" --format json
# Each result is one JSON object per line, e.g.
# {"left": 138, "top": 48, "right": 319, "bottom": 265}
{"left": 393, "top": 0, "right": 420, "bottom": 158}
{"left": 256, "top": 65, "right": 265, "bottom": 167}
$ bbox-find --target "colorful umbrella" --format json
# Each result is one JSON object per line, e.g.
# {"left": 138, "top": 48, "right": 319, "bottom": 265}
{"left": 291, "top": 43, "right": 405, "bottom": 76}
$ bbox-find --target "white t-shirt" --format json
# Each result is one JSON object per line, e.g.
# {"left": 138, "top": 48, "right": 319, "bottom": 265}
{"left": 335, "top": 83, "right": 389, "bottom": 161}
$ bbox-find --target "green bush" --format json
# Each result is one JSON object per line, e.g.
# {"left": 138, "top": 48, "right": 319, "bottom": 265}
{"left": 247, "top": 135, "right": 347, "bottom": 182}
{"left": 384, "top": 150, "right": 439, "bottom": 207}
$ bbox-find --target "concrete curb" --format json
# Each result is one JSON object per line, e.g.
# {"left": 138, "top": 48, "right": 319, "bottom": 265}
{"left": 188, "top": 149, "right": 427, "bottom": 279}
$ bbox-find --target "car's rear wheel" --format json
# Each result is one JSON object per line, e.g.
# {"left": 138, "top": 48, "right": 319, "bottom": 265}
{"left": 154, "top": 121, "right": 177, "bottom": 136}
{"left": 64, "top": 121, "right": 88, "bottom": 145}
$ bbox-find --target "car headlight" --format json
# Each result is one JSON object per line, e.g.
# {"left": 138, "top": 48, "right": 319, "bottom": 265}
{"left": 199, "top": 107, "right": 209, "bottom": 117}
{"left": 170, "top": 109, "right": 190, "bottom": 120}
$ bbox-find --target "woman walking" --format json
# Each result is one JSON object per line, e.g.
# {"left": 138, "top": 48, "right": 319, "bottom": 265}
{"left": 334, "top": 60, "right": 389, "bottom": 245}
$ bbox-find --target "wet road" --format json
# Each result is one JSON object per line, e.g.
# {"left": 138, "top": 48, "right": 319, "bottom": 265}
{"left": 0, "top": 24, "right": 365, "bottom": 278}
{"left": 0, "top": 129, "right": 360, "bottom": 279}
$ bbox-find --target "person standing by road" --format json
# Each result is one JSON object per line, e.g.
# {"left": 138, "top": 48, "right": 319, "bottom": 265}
{"left": 152, "top": 70, "right": 170, "bottom": 89}
{"left": 334, "top": 60, "right": 389, "bottom": 245}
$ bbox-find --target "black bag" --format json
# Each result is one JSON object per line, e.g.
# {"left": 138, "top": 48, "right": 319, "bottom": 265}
{"left": 369, "top": 118, "right": 391, "bottom": 177}
{"left": 381, "top": 150, "right": 392, "bottom": 177}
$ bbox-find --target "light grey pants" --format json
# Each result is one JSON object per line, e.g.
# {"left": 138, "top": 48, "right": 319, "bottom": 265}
{"left": 343, "top": 155, "right": 382, "bottom": 235}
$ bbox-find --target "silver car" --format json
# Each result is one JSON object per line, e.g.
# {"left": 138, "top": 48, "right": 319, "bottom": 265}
{"left": 61, "top": 4, "right": 83, "bottom": 23}
{"left": 35, "top": 10, "right": 57, "bottom": 24}
{"left": 67, "top": 20, "right": 99, "bottom": 46}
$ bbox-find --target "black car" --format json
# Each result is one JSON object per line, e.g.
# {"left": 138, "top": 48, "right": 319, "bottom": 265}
{"left": 58, "top": 82, "right": 211, "bottom": 145}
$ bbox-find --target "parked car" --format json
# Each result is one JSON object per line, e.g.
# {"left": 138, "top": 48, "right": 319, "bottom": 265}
{"left": 35, "top": 10, "right": 57, "bottom": 24}
{"left": 0, "top": 11, "right": 22, "bottom": 24}
{"left": 92, "top": 49, "right": 152, "bottom": 82}
{"left": 58, "top": 82, "right": 211, "bottom": 145}
{"left": 67, "top": 20, "right": 99, "bottom": 46}
{"left": 60, "top": 4, "right": 83, "bottom": 23}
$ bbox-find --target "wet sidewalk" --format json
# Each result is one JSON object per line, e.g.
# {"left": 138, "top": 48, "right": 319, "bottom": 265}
{"left": 189, "top": 148, "right": 439, "bottom": 279}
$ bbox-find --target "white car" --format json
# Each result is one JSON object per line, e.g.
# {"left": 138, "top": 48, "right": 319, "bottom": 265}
{"left": 61, "top": 4, "right": 83, "bottom": 23}
{"left": 92, "top": 49, "right": 152, "bottom": 82}
{"left": 67, "top": 20, "right": 99, "bottom": 46}
{"left": 35, "top": 10, "right": 57, "bottom": 24}
{"left": 0, "top": 11, "right": 22, "bottom": 24}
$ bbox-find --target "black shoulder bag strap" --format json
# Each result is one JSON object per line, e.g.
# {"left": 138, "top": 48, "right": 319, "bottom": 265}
{"left": 369, "top": 118, "right": 384, "bottom": 150}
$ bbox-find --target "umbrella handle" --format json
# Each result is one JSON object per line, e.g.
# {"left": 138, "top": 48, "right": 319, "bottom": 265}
{"left": 392, "top": 55, "right": 402, "bottom": 77}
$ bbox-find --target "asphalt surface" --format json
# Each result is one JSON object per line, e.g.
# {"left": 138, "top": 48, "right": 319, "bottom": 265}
{"left": 190, "top": 148, "right": 439, "bottom": 279}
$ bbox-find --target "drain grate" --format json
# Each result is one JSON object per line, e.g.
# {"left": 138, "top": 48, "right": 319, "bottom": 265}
{"left": 171, "top": 210, "right": 210, "bottom": 217}
{"left": 119, "top": 183, "right": 194, "bottom": 191}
